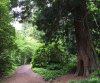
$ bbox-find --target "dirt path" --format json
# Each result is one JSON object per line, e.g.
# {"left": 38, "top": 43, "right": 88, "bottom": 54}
{"left": 1, "top": 65, "right": 48, "bottom": 83}
{"left": 53, "top": 73, "right": 85, "bottom": 83}
{"left": 1, "top": 65, "right": 85, "bottom": 83}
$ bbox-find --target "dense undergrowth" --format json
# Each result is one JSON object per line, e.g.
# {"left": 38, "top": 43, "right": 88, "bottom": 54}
{"left": 0, "top": 0, "right": 16, "bottom": 76}
{"left": 68, "top": 70, "right": 100, "bottom": 83}
{"left": 33, "top": 67, "right": 67, "bottom": 80}
{"left": 31, "top": 42, "right": 77, "bottom": 80}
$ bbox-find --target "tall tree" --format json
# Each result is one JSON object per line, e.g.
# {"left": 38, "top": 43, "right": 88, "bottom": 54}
{"left": 35, "top": 0, "right": 100, "bottom": 76}
{"left": 72, "top": 0, "right": 100, "bottom": 76}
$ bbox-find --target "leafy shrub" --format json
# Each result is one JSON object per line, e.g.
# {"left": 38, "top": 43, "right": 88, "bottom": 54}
{"left": 0, "top": 0, "right": 16, "bottom": 76}
{"left": 67, "top": 54, "right": 77, "bottom": 71}
{"left": 46, "top": 63, "right": 64, "bottom": 70}
{"left": 0, "top": 51, "right": 15, "bottom": 76}
{"left": 96, "top": 48, "right": 100, "bottom": 60}
{"left": 15, "top": 46, "right": 34, "bottom": 65}
{"left": 33, "top": 67, "right": 68, "bottom": 80}
{"left": 89, "top": 69, "right": 100, "bottom": 78}
{"left": 32, "top": 42, "right": 68, "bottom": 67}
{"left": 32, "top": 42, "right": 77, "bottom": 81}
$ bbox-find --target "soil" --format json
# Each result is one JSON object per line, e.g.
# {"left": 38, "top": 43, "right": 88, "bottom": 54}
{"left": 1, "top": 65, "right": 85, "bottom": 83}
{"left": 1, "top": 65, "right": 48, "bottom": 83}
{"left": 53, "top": 73, "right": 85, "bottom": 83}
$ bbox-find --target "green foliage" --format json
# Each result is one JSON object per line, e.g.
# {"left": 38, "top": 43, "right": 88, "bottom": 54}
{"left": 33, "top": 67, "right": 68, "bottom": 80}
{"left": 0, "top": 1, "right": 16, "bottom": 76}
{"left": 15, "top": 45, "right": 34, "bottom": 65}
{"left": 89, "top": 69, "right": 100, "bottom": 78}
{"left": 32, "top": 42, "right": 77, "bottom": 81}
{"left": 46, "top": 64, "right": 64, "bottom": 70}
{"left": 67, "top": 54, "right": 77, "bottom": 70}
{"left": 0, "top": 1, "right": 15, "bottom": 52}
{"left": 9, "top": 0, "right": 100, "bottom": 80}
{"left": 32, "top": 42, "right": 69, "bottom": 67}
{"left": 15, "top": 36, "right": 33, "bottom": 65}
{"left": 0, "top": 51, "right": 15, "bottom": 76}
{"left": 68, "top": 77, "right": 100, "bottom": 83}
{"left": 22, "top": 22, "right": 44, "bottom": 40}
{"left": 14, "top": 23, "right": 43, "bottom": 65}
{"left": 68, "top": 70, "right": 100, "bottom": 83}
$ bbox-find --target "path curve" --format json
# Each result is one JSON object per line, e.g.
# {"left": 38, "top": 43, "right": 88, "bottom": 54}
{"left": 1, "top": 65, "right": 85, "bottom": 83}
{"left": 2, "top": 65, "right": 48, "bottom": 83}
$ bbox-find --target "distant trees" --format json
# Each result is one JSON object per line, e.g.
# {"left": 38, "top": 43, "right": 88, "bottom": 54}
{"left": 15, "top": 23, "right": 43, "bottom": 65}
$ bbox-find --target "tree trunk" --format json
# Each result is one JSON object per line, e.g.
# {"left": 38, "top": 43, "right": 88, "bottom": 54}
{"left": 72, "top": 0, "right": 100, "bottom": 76}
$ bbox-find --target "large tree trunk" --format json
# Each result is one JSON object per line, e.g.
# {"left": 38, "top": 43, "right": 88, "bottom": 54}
{"left": 72, "top": 0, "right": 100, "bottom": 76}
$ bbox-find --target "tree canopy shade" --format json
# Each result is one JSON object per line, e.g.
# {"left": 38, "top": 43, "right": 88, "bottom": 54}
{"left": 10, "top": 0, "right": 100, "bottom": 76}
{"left": 35, "top": 0, "right": 100, "bottom": 76}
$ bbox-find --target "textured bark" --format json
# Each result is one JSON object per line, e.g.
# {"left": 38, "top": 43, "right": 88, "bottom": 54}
{"left": 72, "top": 0, "right": 100, "bottom": 76}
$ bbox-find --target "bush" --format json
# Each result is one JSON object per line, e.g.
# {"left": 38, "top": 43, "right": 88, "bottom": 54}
{"left": 0, "top": 51, "right": 15, "bottom": 76}
{"left": 67, "top": 54, "right": 77, "bottom": 71}
{"left": 33, "top": 67, "right": 68, "bottom": 80}
{"left": 32, "top": 42, "right": 69, "bottom": 67}
{"left": 46, "top": 63, "right": 64, "bottom": 70}
{"left": 0, "top": 0, "right": 16, "bottom": 76}
{"left": 89, "top": 69, "right": 100, "bottom": 78}
{"left": 31, "top": 42, "right": 77, "bottom": 81}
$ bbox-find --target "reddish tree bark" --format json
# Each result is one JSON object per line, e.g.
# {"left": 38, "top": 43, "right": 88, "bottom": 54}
{"left": 72, "top": 0, "right": 100, "bottom": 76}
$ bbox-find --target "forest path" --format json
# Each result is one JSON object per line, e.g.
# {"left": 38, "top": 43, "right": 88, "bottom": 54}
{"left": 1, "top": 65, "right": 85, "bottom": 83}
{"left": 1, "top": 65, "right": 48, "bottom": 83}
{"left": 52, "top": 73, "right": 85, "bottom": 83}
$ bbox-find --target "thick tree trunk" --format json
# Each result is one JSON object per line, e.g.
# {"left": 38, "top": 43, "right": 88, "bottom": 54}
{"left": 72, "top": 0, "right": 100, "bottom": 76}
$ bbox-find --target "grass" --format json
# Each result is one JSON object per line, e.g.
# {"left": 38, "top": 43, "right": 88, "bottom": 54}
{"left": 33, "top": 67, "right": 68, "bottom": 81}
{"left": 33, "top": 65, "right": 100, "bottom": 83}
